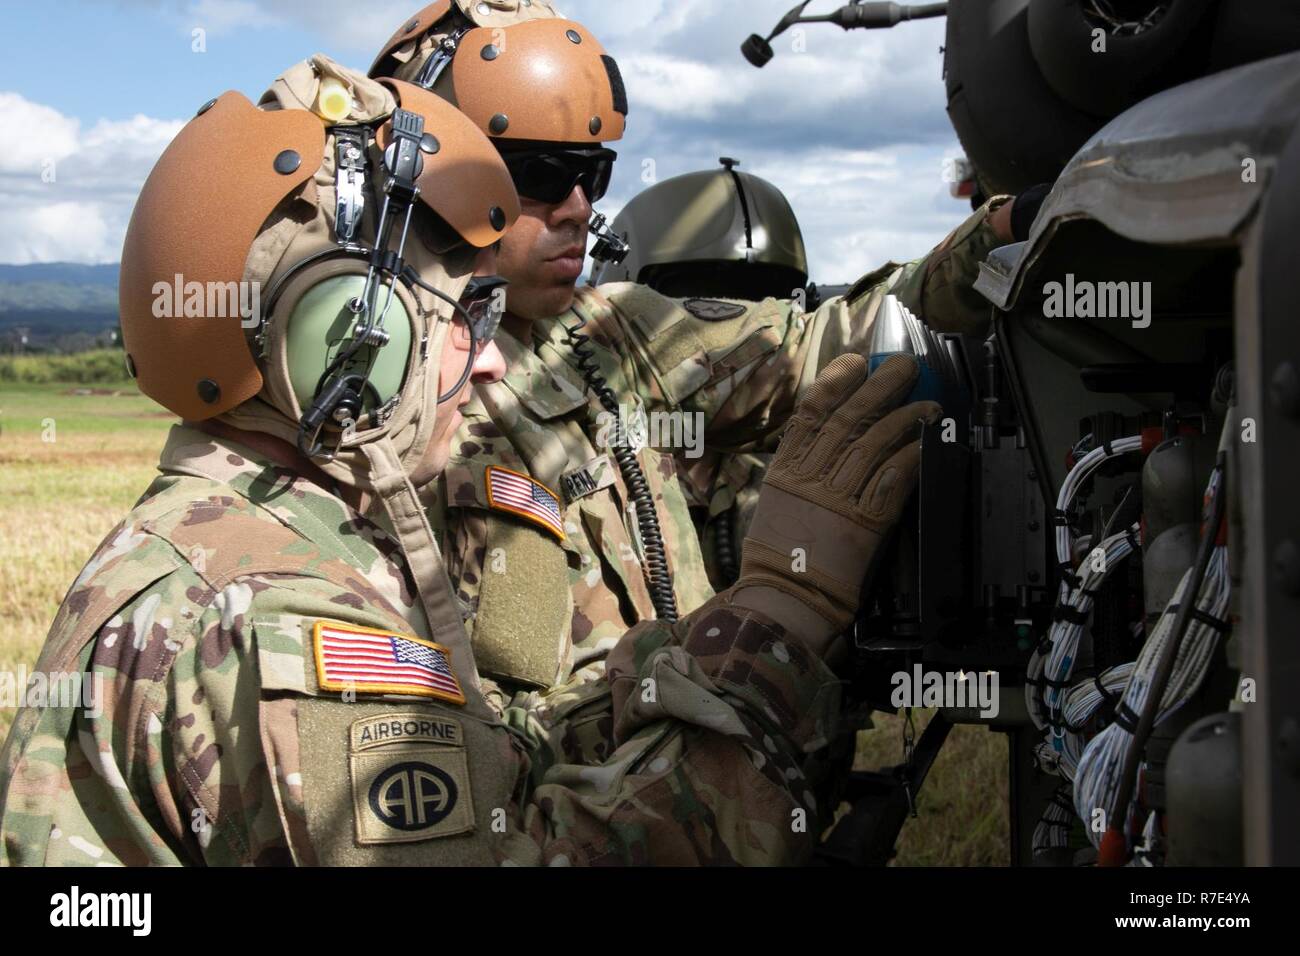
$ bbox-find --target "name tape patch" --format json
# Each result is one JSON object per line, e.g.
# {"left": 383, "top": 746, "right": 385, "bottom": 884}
{"left": 313, "top": 621, "right": 466, "bottom": 706}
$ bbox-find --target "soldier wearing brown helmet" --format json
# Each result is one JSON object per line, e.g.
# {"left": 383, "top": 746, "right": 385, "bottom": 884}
{"left": 0, "top": 46, "right": 936, "bottom": 865}
{"left": 370, "top": 3, "right": 1025, "bottom": 705}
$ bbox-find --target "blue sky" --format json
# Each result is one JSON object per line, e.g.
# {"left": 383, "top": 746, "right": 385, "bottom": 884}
{"left": 0, "top": 0, "right": 971, "bottom": 284}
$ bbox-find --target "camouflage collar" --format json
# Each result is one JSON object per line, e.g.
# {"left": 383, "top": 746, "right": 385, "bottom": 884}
{"left": 491, "top": 323, "right": 589, "bottom": 420}
{"left": 157, "top": 424, "right": 379, "bottom": 541}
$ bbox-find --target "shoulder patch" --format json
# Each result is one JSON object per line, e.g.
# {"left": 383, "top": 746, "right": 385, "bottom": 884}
{"left": 313, "top": 621, "right": 466, "bottom": 706}
{"left": 485, "top": 465, "right": 565, "bottom": 541}
{"left": 683, "top": 297, "right": 748, "bottom": 321}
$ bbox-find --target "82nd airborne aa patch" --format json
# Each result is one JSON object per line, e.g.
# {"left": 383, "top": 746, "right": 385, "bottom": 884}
{"left": 349, "top": 713, "right": 475, "bottom": 845}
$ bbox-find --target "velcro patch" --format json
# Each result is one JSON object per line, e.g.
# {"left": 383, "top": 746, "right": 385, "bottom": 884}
{"left": 683, "top": 297, "right": 748, "bottom": 321}
{"left": 313, "top": 621, "right": 466, "bottom": 706}
{"left": 485, "top": 465, "right": 565, "bottom": 541}
{"left": 351, "top": 750, "right": 475, "bottom": 845}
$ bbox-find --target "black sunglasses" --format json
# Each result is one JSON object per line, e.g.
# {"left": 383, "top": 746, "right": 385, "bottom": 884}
{"left": 502, "top": 148, "right": 618, "bottom": 205}
{"left": 462, "top": 275, "right": 508, "bottom": 344}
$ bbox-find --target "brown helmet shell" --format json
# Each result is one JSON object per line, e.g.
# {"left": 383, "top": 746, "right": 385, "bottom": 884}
{"left": 118, "top": 91, "right": 324, "bottom": 421}
{"left": 378, "top": 79, "right": 521, "bottom": 247}
{"left": 371, "top": 1, "right": 454, "bottom": 78}
{"left": 447, "top": 18, "right": 627, "bottom": 144}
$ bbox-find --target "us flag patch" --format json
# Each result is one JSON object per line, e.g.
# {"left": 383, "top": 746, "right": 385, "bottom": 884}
{"left": 485, "top": 465, "right": 566, "bottom": 541}
{"left": 312, "top": 621, "right": 466, "bottom": 705}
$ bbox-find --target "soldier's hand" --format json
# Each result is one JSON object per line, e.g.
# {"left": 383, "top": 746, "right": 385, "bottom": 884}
{"left": 730, "top": 354, "right": 940, "bottom": 655}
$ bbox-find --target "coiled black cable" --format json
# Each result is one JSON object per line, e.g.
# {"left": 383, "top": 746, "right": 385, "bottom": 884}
{"left": 713, "top": 508, "right": 740, "bottom": 587}
{"left": 564, "top": 314, "right": 679, "bottom": 622}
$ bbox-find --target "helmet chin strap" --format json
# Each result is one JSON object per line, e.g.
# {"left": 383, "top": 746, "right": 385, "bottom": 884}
{"left": 361, "top": 435, "right": 489, "bottom": 707}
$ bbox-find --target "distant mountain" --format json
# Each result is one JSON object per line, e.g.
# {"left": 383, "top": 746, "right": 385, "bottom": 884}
{"left": 0, "top": 262, "right": 119, "bottom": 287}
{"left": 0, "top": 262, "right": 120, "bottom": 349}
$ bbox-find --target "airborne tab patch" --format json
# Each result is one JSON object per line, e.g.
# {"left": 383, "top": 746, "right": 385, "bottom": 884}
{"left": 485, "top": 465, "right": 566, "bottom": 541}
{"left": 683, "top": 297, "right": 748, "bottom": 321}
{"left": 313, "top": 621, "right": 466, "bottom": 706}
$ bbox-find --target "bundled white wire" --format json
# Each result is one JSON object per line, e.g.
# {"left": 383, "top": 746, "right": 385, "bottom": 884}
{"left": 1054, "top": 435, "right": 1144, "bottom": 600}
{"left": 1131, "top": 811, "right": 1162, "bottom": 867}
{"left": 1057, "top": 663, "right": 1134, "bottom": 778}
{"left": 1025, "top": 524, "right": 1140, "bottom": 738}
{"left": 1072, "top": 543, "right": 1231, "bottom": 846}
{"left": 1032, "top": 784, "right": 1077, "bottom": 860}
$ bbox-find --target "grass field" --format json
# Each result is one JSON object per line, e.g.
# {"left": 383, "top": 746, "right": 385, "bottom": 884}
{"left": 0, "top": 377, "right": 172, "bottom": 745}
{"left": 0, "top": 357, "right": 1009, "bottom": 864}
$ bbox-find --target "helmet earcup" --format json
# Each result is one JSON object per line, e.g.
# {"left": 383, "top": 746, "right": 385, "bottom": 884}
{"left": 281, "top": 272, "right": 415, "bottom": 418}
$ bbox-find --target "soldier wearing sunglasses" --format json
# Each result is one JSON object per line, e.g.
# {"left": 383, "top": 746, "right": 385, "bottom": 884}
{"left": 370, "top": 3, "right": 1024, "bottom": 721}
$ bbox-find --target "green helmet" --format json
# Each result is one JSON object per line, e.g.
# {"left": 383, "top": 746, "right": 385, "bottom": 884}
{"left": 591, "top": 158, "right": 809, "bottom": 300}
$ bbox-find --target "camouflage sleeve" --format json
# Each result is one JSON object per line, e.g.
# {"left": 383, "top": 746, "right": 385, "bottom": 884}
{"left": 679, "top": 197, "right": 1011, "bottom": 452}
{"left": 500, "top": 595, "right": 842, "bottom": 865}
{"left": 0, "top": 566, "right": 327, "bottom": 866}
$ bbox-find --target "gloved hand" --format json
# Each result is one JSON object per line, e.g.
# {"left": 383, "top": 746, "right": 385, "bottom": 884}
{"left": 731, "top": 354, "right": 940, "bottom": 656}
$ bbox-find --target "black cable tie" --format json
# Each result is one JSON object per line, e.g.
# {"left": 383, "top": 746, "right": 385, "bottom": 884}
{"left": 1041, "top": 675, "right": 1073, "bottom": 691}
{"left": 1113, "top": 703, "right": 1141, "bottom": 734}
{"left": 1125, "top": 528, "right": 1141, "bottom": 552}
{"left": 1053, "top": 605, "right": 1089, "bottom": 625}
{"left": 1102, "top": 438, "right": 1115, "bottom": 456}
{"left": 1191, "top": 608, "right": 1230, "bottom": 634}
{"left": 1163, "top": 602, "right": 1225, "bottom": 634}
{"left": 1057, "top": 563, "right": 1082, "bottom": 589}
{"left": 1035, "top": 820, "right": 1072, "bottom": 833}
{"left": 1050, "top": 793, "right": 1075, "bottom": 814}
{"left": 1093, "top": 674, "right": 1119, "bottom": 706}
{"left": 1080, "top": 585, "right": 1102, "bottom": 600}
{"left": 1053, "top": 509, "right": 1072, "bottom": 528}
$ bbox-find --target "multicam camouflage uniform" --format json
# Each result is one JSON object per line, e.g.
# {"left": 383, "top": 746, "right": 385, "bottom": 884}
{"left": 0, "top": 425, "right": 838, "bottom": 865}
{"left": 430, "top": 198, "right": 1010, "bottom": 689}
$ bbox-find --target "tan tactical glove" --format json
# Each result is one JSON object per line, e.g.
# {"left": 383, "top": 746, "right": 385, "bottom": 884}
{"left": 731, "top": 354, "right": 940, "bottom": 656}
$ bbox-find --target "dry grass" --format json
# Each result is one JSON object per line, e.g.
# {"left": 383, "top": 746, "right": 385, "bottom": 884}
{"left": 854, "top": 710, "right": 1010, "bottom": 866}
{"left": 0, "top": 383, "right": 171, "bottom": 741}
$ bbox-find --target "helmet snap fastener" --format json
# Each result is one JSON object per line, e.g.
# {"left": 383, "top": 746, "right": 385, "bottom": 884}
{"left": 489, "top": 113, "right": 509, "bottom": 135}
{"left": 420, "top": 133, "right": 441, "bottom": 155}
{"left": 273, "top": 149, "right": 301, "bottom": 175}
{"left": 197, "top": 379, "right": 221, "bottom": 404}
{"left": 589, "top": 116, "right": 602, "bottom": 136}
{"left": 567, "top": 29, "right": 582, "bottom": 44}
{"left": 482, "top": 44, "right": 500, "bottom": 61}
{"left": 489, "top": 206, "right": 507, "bottom": 231}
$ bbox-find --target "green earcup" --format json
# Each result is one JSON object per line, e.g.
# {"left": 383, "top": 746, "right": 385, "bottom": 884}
{"left": 285, "top": 274, "right": 413, "bottom": 415}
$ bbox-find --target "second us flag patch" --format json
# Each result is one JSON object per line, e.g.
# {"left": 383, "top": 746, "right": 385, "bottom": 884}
{"left": 485, "top": 465, "right": 566, "bottom": 541}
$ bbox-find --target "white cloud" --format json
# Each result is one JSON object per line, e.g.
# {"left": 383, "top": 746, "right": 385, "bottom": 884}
{"left": 2, "top": 0, "right": 978, "bottom": 274}
{"left": 0, "top": 93, "right": 183, "bottom": 264}
{"left": 187, "top": 0, "right": 281, "bottom": 36}
{"left": 3, "top": 202, "right": 116, "bottom": 265}
{"left": 622, "top": 54, "right": 754, "bottom": 119}
{"left": 1, "top": 93, "right": 81, "bottom": 173}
